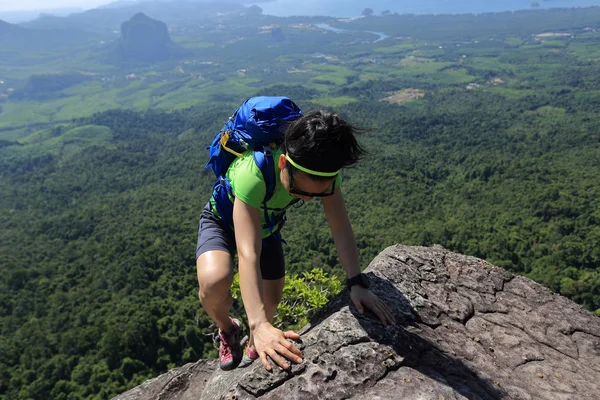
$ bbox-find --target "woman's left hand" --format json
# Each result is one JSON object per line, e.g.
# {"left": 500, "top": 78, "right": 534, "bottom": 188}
{"left": 350, "top": 286, "right": 395, "bottom": 326}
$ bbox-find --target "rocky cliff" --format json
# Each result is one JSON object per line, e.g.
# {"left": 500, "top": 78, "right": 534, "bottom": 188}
{"left": 113, "top": 245, "right": 600, "bottom": 400}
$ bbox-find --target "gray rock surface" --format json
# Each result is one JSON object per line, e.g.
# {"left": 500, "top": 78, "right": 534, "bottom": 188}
{"left": 113, "top": 245, "right": 600, "bottom": 400}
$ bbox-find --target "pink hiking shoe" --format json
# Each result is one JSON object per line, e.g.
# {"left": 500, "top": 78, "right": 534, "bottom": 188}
{"left": 245, "top": 344, "right": 259, "bottom": 360}
{"left": 237, "top": 336, "right": 258, "bottom": 368}
{"left": 215, "top": 318, "right": 243, "bottom": 371}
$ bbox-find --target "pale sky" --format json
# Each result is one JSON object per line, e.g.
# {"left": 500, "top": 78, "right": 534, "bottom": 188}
{"left": 3, "top": 0, "right": 600, "bottom": 14}
{"left": 0, "top": 0, "right": 112, "bottom": 12}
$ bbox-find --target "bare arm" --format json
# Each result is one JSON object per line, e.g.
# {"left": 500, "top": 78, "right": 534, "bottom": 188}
{"left": 232, "top": 197, "right": 303, "bottom": 370}
{"left": 321, "top": 187, "right": 361, "bottom": 279}
{"left": 322, "top": 187, "right": 395, "bottom": 326}
{"left": 232, "top": 197, "right": 268, "bottom": 330}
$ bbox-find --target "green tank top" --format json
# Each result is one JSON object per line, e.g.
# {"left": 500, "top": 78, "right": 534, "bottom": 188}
{"left": 209, "top": 148, "right": 341, "bottom": 238}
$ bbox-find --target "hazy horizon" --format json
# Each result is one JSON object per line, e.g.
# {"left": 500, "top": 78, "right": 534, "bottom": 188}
{"left": 0, "top": 0, "right": 112, "bottom": 12}
{"left": 252, "top": 0, "right": 600, "bottom": 17}
{"left": 2, "top": 0, "right": 600, "bottom": 18}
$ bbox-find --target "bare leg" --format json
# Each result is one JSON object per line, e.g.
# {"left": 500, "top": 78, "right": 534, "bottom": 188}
{"left": 196, "top": 250, "right": 235, "bottom": 332}
{"left": 263, "top": 277, "right": 285, "bottom": 322}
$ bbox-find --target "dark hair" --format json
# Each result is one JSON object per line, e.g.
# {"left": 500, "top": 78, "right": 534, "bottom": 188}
{"left": 282, "top": 110, "right": 366, "bottom": 181}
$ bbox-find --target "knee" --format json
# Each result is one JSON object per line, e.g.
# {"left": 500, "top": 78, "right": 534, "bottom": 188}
{"left": 197, "top": 268, "right": 232, "bottom": 303}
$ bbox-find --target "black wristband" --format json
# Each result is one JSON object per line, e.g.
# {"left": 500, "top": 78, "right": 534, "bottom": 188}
{"left": 347, "top": 273, "right": 370, "bottom": 290}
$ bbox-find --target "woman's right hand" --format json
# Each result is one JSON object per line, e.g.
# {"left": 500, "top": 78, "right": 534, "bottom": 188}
{"left": 252, "top": 321, "right": 303, "bottom": 371}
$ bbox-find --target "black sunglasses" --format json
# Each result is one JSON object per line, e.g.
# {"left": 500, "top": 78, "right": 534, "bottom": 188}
{"left": 287, "top": 166, "right": 336, "bottom": 198}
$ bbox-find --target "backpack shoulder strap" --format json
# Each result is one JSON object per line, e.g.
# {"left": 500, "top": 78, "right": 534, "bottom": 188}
{"left": 253, "top": 145, "right": 276, "bottom": 202}
{"left": 253, "top": 146, "right": 285, "bottom": 242}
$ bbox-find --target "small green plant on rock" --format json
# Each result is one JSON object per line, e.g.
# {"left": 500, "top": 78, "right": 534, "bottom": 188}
{"left": 231, "top": 268, "right": 342, "bottom": 331}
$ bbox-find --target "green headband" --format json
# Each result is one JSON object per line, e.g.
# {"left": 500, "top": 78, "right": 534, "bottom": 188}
{"left": 285, "top": 154, "right": 339, "bottom": 177}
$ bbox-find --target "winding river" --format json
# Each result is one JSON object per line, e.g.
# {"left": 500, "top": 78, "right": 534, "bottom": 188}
{"left": 314, "top": 23, "right": 390, "bottom": 43}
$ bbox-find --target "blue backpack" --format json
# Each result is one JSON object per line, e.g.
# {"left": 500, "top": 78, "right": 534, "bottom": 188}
{"left": 205, "top": 96, "right": 303, "bottom": 238}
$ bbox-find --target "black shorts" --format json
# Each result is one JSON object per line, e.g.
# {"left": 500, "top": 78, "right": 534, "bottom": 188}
{"left": 195, "top": 202, "right": 285, "bottom": 280}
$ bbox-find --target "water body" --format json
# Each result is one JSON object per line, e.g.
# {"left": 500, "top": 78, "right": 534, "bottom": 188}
{"left": 314, "top": 23, "right": 390, "bottom": 43}
{"left": 252, "top": 0, "right": 600, "bottom": 17}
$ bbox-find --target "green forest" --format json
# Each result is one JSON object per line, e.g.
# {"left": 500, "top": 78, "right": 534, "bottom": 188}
{"left": 1, "top": 4, "right": 600, "bottom": 400}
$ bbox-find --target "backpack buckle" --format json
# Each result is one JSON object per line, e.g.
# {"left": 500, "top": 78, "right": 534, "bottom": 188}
{"left": 221, "top": 130, "right": 244, "bottom": 158}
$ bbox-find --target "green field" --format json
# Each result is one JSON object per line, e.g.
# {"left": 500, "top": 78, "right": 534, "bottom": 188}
{"left": 2, "top": 12, "right": 599, "bottom": 139}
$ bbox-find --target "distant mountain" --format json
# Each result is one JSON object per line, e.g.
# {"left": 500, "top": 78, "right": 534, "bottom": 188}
{"left": 22, "top": 0, "right": 248, "bottom": 32}
{"left": 100, "top": 0, "right": 142, "bottom": 9}
{"left": 0, "top": 8, "right": 82, "bottom": 24}
{"left": 0, "top": 19, "right": 24, "bottom": 35}
{"left": 0, "top": 19, "right": 97, "bottom": 50}
{"left": 113, "top": 12, "right": 173, "bottom": 62}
